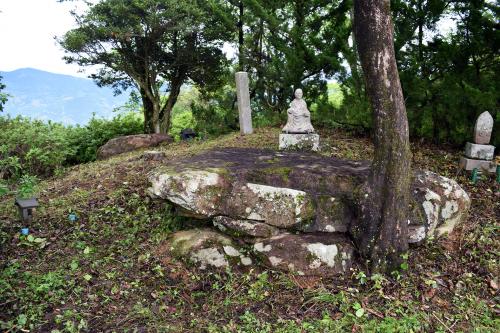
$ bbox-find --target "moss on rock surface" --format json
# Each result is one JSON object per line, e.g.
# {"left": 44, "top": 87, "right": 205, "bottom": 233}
{"left": 149, "top": 148, "right": 470, "bottom": 242}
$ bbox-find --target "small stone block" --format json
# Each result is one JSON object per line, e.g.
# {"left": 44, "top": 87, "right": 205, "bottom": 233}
{"left": 460, "top": 157, "right": 496, "bottom": 173}
{"left": 279, "top": 133, "right": 319, "bottom": 151}
{"left": 464, "top": 142, "right": 495, "bottom": 160}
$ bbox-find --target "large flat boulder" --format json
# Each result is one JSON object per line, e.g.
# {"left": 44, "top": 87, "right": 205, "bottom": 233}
{"left": 149, "top": 148, "right": 470, "bottom": 243}
{"left": 149, "top": 169, "right": 315, "bottom": 229}
{"left": 97, "top": 134, "right": 173, "bottom": 159}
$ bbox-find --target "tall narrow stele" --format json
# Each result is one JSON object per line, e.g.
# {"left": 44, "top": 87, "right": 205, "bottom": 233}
{"left": 235, "top": 72, "right": 253, "bottom": 135}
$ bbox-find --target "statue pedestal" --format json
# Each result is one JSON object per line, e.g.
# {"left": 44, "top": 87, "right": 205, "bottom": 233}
{"left": 279, "top": 133, "right": 319, "bottom": 151}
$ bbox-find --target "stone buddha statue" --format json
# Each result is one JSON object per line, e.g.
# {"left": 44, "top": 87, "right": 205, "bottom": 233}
{"left": 282, "top": 89, "right": 315, "bottom": 134}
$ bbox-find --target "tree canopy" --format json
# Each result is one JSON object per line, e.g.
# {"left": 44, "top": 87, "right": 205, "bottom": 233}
{"left": 0, "top": 76, "right": 7, "bottom": 112}
{"left": 59, "top": 0, "right": 230, "bottom": 133}
{"left": 58, "top": 0, "right": 499, "bottom": 144}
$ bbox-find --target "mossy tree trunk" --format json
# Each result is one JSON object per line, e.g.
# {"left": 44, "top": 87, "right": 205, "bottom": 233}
{"left": 350, "top": 0, "right": 412, "bottom": 273}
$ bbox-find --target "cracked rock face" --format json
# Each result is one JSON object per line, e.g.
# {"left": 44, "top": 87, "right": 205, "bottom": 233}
{"left": 149, "top": 169, "right": 315, "bottom": 228}
{"left": 213, "top": 216, "right": 280, "bottom": 238}
{"left": 253, "top": 233, "right": 354, "bottom": 276}
{"left": 149, "top": 169, "right": 225, "bottom": 218}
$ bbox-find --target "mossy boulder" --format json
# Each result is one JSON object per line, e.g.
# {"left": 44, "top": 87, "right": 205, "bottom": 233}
{"left": 97, "top": 134, "right": 173, "bottom": 159}
{"left": 149, "top": 148, "right": 470, "bottom": 243}
{"left": 167, "top": 228, "right": 252, "bottom": 269}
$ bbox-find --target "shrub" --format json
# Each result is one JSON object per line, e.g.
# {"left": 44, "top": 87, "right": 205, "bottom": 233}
{"left": 0, "top": 117, "right": 73, "bottom": 178}
{"left": 0, "top": 112, "right": 143, "bottom": 179}
{"left": 169, "top": 111, "right": 196, "bottom": 141}
{"left": 66, "top": 112, "right": 143, "bottom": 164}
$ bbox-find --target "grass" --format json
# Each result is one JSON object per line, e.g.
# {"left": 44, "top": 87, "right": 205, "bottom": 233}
{"left": 0, "top": 127, "right": 499, "bottom": 332}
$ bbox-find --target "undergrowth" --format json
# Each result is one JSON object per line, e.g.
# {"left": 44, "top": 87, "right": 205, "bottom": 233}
{"left": 0, "top": 128, "right": 498, "bottom": 332}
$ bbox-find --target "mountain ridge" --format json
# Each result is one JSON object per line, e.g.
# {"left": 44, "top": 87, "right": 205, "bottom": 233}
{"left": 0, "top": 68, "right": 130, "bottom": 125}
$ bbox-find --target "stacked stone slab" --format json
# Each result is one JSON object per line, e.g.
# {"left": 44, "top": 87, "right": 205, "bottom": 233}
{"left": 149, "top": 148, "right": 471, "bottom": 276}
{"left": 460, "top": 111, "right": 496, "bottom": 173}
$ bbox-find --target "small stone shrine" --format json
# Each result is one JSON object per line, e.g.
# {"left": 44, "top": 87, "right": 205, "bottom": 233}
{"left": 460, "top": 111, "right": 497, "bottom": 173}
{"left": 279, "top": 89, "right": 320, "bottom": 151}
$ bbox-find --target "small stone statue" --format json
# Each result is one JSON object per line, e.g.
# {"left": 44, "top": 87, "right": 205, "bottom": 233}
{"left": 282, "top": 89, "right": 315, "bottom": 134}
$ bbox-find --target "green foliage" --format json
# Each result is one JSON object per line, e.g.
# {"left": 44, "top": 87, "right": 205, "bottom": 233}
{"left": 168, "top": 88, "right": 199, "bottom": 140}
{"left": 0, "top": 112, "right": 143, "bottom": 178}
{"left": 197, "top": 0, "right": 350, "bottom": 132}
{"left": 17, "top": 174, "right": 39, "bottom": 199}
{"left": 0, "top": 181, "right": 8, "bottom": 196}
{"left": 191, "top": 83, "right": 239, "bottom": 137}
{"left": 0, "top": 264, "right": 70, "bottom": 331}
{"left": 66, "top": 112, "right": 143, "bottom": 164}
{"left": 0, "top": 116, "right": 74, "bottom": 177}
{"left": 338, "top": 0, "right": 500, "bottom": 145}
{"left": 170, "top": 112, "right": 196, "bottom": 141}
{"left": 0, "top": 75, "right": 8, "bottom": 112}
{"left": 59, "top": 0, "right": 231, "bottom": 133}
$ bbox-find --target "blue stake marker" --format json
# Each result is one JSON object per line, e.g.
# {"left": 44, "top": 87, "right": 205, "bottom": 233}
{"left": 471, "top": 168, "right": 479, "bottom": 184}
{"left": 21, "top": 228, "right": 29, "bottom": 235}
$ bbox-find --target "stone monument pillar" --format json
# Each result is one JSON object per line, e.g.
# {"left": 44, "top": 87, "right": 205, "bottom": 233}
{"left": 460, "top": 111, "right": 496, "bottom": 173}
{"left": 235, "top": 72, "right": 253, "bottom": 135}
{"left": 279, "top": 89, "right": 320, "bottom": 151}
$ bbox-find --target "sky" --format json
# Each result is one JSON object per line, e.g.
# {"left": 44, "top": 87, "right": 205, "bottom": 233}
{"left": 0, "top": 0, "right": 88, "bottom": 77}
{"left": 0, "top": 0, "right": 456, "bottom": 79}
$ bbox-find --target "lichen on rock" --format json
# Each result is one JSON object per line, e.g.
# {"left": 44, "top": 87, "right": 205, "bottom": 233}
{"left": 252, "top": 233, "right": 354, "bottom": 276}
{"left": 148, "top": 148, "right": 471, "bottom": 275}
{"left": 167, "top": 228, "right": 249, "bottom": 269}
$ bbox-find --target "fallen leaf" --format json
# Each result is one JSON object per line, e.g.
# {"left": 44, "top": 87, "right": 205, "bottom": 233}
{"left": 424, "top": 288, "right": 437, "bottom": 299}
{"left": 489, "top": 279, "right": 498, "bottom": 290}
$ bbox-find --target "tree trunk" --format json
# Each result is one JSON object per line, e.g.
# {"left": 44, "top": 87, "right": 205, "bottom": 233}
{"left": 140, "top": 87, "right": 156, "bottom": 134}
{"left": 238, "top": 1, "right": 244, "bottom": 71}
{"left": 350, "top": 0, "right": 412, "bottom": 273}
{"left": 159, "top": 77, "right": 183, "bottom": 134}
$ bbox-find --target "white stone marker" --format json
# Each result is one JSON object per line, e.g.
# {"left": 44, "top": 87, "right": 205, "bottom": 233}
{"left": 473, "top": 111, "right": 494, "bottom": 144}
{"left": 235, "top": 71, "right": 253, "bottom": 135}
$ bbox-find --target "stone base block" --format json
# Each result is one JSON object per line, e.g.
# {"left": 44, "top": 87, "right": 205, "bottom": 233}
{"left": 464, "top": 142, "right": 495, "bottom": 160}
{"left": 279, "top": 133, "right": 319, "bottom": 151}
{"left": 460, "top": 157, "right": 496, "bottom": 173}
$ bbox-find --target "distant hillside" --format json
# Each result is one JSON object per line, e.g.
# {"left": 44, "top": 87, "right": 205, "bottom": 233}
{"left": 0, "top": 68, "right": 130, "bottom": 125}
